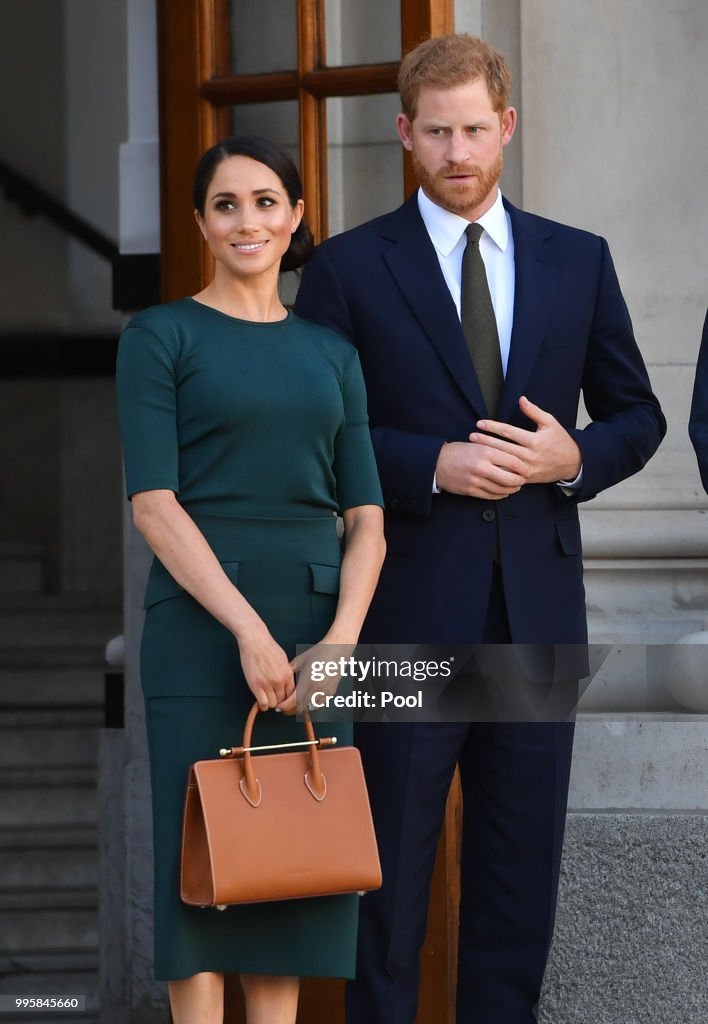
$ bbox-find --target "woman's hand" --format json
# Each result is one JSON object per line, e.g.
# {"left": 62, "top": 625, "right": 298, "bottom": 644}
{"left": 276, "top": 635, "right": 355, "bottom": 716}
{"left": 236, "top": 623, "right": 295, "bottom": 711}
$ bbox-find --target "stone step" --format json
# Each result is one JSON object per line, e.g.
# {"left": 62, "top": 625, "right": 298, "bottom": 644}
{"left": 0, "top": 647, "right": 109, "bottom": 672}
{"left": 0, "top": 611, "right": 121, "bottom": 651}
{"left": 0, "top": 592, "right": 121, "bottom": 613}
{"left": 0, "top": 826, "right": 97, "bottom": 890}
{"left": 0, "top": 948, "right": 97, "bottom": 980}
{"left": 0, "top": 707, "right": 103, "bottom": 729}
{"left": 0, "top": 951, "right": 99, "bottom": 1021}
{"left": 0, "top": 591, "right": 109, "bottom": 1022}
{"left": 0, "top": 543, "right": 45, "bottom": 595}
{"left": 0, "top": 1007, "right": 99, "bottom": 1023}
{"left": 0, "top": 1014, "right": 98, "bottom": 1023}
{"left": 0, "top": 666, "right": 104, "bottom": 708}
{"left": 0, "top": 1011, "right": 98, "bottom": 1024}
{"left": 0, "top": 1011, "right": 98, "bottom": 1019}
{"left": 0, "top": 766, "right": 96, "bottom": 828}
{"left": 0, "top": 888, "right": 98, "bottom": 953}
{"left": 0, "top": 725, "right": 100, "bottom": 766}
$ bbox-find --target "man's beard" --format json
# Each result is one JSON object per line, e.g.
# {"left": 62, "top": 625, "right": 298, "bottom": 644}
{"left": 412, "top": 149, "right": 503, "bottom": 217}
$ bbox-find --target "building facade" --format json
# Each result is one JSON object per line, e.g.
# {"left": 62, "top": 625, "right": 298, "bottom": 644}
{"left": 0, "top": 2, "right": 705, "bottom": 1022}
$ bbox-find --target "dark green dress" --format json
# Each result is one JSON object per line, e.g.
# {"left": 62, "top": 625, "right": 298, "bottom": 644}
{"left": 116, "top": 298, "right": 383, "bottom": 981}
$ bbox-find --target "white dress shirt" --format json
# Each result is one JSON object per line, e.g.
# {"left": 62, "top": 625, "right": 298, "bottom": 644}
{"left": 418, "top": 187, "right": 514, "bottom": 375}
{"left": 418, "top": 186, "right": 581, "bottom": 491}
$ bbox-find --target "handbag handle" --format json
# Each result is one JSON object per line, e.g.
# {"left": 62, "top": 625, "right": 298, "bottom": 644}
{"left": 220, "top": 703, "right": 336, "bottom": 807}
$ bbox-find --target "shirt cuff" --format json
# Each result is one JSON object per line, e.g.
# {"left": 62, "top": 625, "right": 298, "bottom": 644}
{"left": 557, "top": 465, "right": 583, "bottom": 495}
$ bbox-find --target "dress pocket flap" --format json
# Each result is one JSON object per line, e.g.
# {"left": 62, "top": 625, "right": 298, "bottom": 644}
{"left": 143, "top": 572, "right": 184, "bottom": 609}
{"left": 555, "top": 518, "right": 582, "bottom": 556}
{"left": 309, "top": 563, "right": 341, "bottom": 594}
{"left": 143, "top": 561, "right": 240, "bottom": 609}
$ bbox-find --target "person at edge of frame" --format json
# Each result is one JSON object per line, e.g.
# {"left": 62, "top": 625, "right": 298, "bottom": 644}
{"left": 689, "top": 309, "right": 708, "bottom": 492}
{"left": 294, "top": 33, "right": 666, "bottom": 1024}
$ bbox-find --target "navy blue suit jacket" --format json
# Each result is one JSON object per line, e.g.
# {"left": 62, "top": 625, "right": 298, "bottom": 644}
{"left": 689, "top": 310, "right": 708, "bottom": 492}
{"left": 295, "top": 195, "right": 665, "bottom": 646}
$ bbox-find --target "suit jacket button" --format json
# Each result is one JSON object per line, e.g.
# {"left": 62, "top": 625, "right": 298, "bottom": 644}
{"left": 482, "top": 509, "right": 496, "bottom": 523}
{"left": 388, "top": 498, "right": 400, "bottom": 509}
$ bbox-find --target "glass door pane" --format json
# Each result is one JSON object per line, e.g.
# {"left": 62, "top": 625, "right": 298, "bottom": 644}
{"left": 325, "top": 0, "right": 400, "bottom": 65}
{"left": 231, "top": 100, "right": 300, "bottom": 165}
{"left": 229, "top": 0, "right": 297, "bottom": 73}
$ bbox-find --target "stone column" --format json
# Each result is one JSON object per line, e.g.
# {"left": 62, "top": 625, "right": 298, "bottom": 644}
{"left": 517, "top": 3, "right": 708, "bottom": 1021}
{"left": 61, "top": 0, "right": 126, "bottom": 597}
{"left": 99, "top": 1, "right": 163, "bottom": 1021}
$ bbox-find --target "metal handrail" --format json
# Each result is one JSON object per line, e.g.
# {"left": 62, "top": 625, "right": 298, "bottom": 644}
{"left": 0, "top": 158, "right": 118, "bottom": 262}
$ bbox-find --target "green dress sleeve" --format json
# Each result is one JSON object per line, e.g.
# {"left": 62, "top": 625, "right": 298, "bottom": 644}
{"left": 115, "top": 321, "right": 180, "bottom": 498}
{"left": 333, "top": 347, "right": 384, "bottom": 512}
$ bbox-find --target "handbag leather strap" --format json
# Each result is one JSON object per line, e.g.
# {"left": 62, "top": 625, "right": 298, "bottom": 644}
{"left": 220, "top": 703, "right": 336, "bottom": 806}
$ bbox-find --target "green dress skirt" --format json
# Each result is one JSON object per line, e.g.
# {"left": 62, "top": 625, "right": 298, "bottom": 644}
{"left": 142, "top": 515, "right": 357, "bottom": 980}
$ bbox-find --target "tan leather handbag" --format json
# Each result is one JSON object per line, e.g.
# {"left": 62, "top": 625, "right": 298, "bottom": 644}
{"left": 180, "top": 702, "right": 382, "bottom": 907}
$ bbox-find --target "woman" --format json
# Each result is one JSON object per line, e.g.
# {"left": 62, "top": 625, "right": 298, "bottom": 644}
{"left": 116, "top": 135, "right": 385, "bottom": 1024}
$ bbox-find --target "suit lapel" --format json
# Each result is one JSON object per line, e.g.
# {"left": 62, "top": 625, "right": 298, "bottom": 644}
{"left": 380, "top": 197, "right": 488, "bottom": 417}
{"left": 499, "top": 201, "right": 558, "bottom": 421}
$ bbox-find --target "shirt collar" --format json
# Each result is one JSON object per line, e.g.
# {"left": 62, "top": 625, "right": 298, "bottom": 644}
{"left": 417, "top": 186, "right": 509, "bottom": 257}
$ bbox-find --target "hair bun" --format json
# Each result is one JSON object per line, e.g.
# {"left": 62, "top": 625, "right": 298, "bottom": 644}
{"left": 281, "top": 221, "right": 314, "bottom": 272}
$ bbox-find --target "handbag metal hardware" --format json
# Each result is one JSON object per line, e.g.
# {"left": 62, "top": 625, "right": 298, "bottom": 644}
{"left": 219, "top": 736, "right": 337, "bottom": 758}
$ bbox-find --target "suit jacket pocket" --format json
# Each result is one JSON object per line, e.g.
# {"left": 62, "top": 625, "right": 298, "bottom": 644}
{"left": 555, "top": 518, "right": 582, "bottom": 556}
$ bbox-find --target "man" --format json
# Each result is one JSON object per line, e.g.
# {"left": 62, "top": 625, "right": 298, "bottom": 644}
{"left": 295, "top": 34, "right": 665, "bottom": 1024}
{"left": 689, "top": 310, "right": 708, "bottom": 491}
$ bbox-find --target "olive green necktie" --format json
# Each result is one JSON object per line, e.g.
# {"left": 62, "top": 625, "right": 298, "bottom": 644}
{"left": 461, "top": 222, "right": 503, "bottom": 417}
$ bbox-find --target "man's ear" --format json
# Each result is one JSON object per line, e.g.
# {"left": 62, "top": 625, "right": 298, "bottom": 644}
{"left": 396, "top": 113, "right": 414, "bottom": 152}
{"left": 500, "top": 106, "right": 517, "bottom": 147}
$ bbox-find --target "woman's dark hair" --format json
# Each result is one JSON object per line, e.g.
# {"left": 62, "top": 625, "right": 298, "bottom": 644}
{"left": 193, "top": 135, "right": 314, "bottom": 271}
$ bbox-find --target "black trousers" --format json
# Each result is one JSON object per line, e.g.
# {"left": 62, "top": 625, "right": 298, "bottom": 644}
{"left": 346, "top": 567, "right": 575, "bottom": 1024}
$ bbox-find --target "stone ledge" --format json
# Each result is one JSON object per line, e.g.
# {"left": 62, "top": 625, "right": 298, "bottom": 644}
{"left": 541, "top": 813, "right": 708, "bottom": 1024}
{"left": 569, "top": 715, "right": 708, "bottom": 810}
{"left": 580, "top": 508, "right": 708, "bottom": 558}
